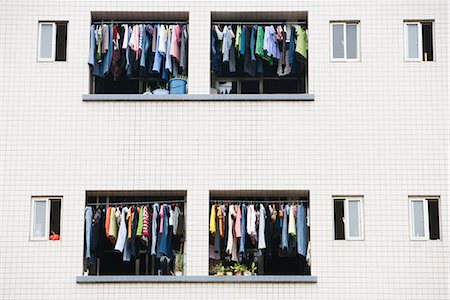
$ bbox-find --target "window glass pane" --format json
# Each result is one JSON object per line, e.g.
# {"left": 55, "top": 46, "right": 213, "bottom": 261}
{"left": 428, "top": 199, "right": 440, "bottom": 239}
{"left": 334, "top": 199, "right": 345, "bottom": 240}
{"left": 332, "top": 24, "right": 345, "bottom": 58}
{"left": 421, "top": 22, "right": 433, "bottom": 61}
{"left": 346, "top": 24, "right": 358, "bottom": 59}
{"left": 348, "top": 200, "right": 360, "bottom": 237}
{"left": 412, "top": 200, "right": 425, "bottom": 237}
{"left": 33, "top": 201, "right": 47, "bottom": 237}
{"left": 407, "top": 24, "right": 419, "bottom": 59}
{"left": 39, "top": 24, "right": 54, "bottom": 59}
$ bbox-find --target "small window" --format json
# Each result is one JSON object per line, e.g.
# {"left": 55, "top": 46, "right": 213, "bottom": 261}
{"left": 404, "top": 21, "right": 434, "bottom": 61}
{"left": 333, "top": 196, "right": 364, "bottom": 240}
{"left": 31, "top": 197, "right": 62, "bottom": 240}
{"left": 38, "top": 21, "right": 67, "bottom": 61}
{"left": 409, "top": 197, "right": 440, "bottom": 240}
{"left": 330, "top": 21, "right": 360, "bottom": 61}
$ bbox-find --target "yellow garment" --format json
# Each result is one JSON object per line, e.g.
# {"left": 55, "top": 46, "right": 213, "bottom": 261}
{"left": 108, "top": 207, "right": 118, "bottom": 240}
{"left": 209, "top": 204, "right": 217, "bottom": 234}
{"left": 288, "top": 205, "right": 296, "bottom": 236}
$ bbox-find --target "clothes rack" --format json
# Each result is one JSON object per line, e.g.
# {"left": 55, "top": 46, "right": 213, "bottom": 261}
{"left": 210, "top": 199, "right": 309, "bottom": 204}
{"left": 87, "top": 199, "right": 186, "bottom": 206}
{"left": 92, "top": 21, "right": 189, "bottom": 25}
{"left": 212, "top": 21, "right": 307, "bottom": 25}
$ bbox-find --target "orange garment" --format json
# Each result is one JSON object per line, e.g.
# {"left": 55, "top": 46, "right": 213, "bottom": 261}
{"left": 218, "top": 205, "right": 226, "bottom": 237}
{"left": 105, "top": 207, "right": 112, "bottom": 235}
{"left": 127, "top": 207, "right": 133, "bottom": 239}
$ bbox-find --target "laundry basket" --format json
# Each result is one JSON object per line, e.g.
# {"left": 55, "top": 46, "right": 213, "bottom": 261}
{"left": 169, "top": 78, "right": 187, "bottom": 94}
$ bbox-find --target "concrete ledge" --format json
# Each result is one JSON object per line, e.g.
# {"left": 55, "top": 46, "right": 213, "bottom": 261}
{"left": 82, "top": 94, "right": 315, "bottom": 102}
{"left": 76, "top": 275, "right": 317, "bottom": 283}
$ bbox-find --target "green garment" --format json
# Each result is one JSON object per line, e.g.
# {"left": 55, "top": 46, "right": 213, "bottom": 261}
{"left": 255, "top": 26, "right": 273, "bottom": 64}
{"left": 136, "top": 206, "right": 144, "bottom": 236}
{"left": 295, "top": 25, "right": 308, "bottom": 59}
{"left": 96, "top": 26, "right": 103, "bottom": 61}
{"left": 235, "top": 25, "right": 242, "bottom": 53}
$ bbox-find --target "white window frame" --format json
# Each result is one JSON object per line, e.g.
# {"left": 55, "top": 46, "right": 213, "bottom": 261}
{"left": 408, "top": 197, "right": 439, "bottom": 241}
{"left": 333, "top": 196, "right": 364, "bottom": 240}
{"left": 30, "top": 196, "right": 62, "bottom": 241}
{"left": 404, "top": 21, "right": 422, "bottom": 62}
{"left": 330, "top": 21, "right": 360, "bottom": 62}
{"left": 37, "top": 22, "right": 57, "bottom": 62}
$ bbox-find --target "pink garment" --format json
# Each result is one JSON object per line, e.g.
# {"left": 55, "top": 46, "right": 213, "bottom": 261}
{"left": 235, "top": 205, "right": 242, "bottom": 238}
{"left": 276, "top": 25, "right": 283, "bottom": 41}
{"left": 170, "top": 25, "right": 182, "bottom": 60}
{"left": 101, "top": 24, "right": 109, "bottom": 53}
{"left": 159, "top": 204, "right": 166, "bottom": 233}
{"left": 129, "top": 25, "right": 140, "bottom": 53}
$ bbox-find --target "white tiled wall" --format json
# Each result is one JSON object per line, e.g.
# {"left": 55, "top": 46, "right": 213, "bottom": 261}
{"left": 0, "top": 0, "right": 448, "bottom": 299}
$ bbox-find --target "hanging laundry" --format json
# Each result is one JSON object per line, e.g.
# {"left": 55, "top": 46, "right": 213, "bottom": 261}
{"left": 294, "top": 25, "right": 308, "bottom": 59}
{"left": 258, "top": 205, "right": 266, "bottom": 249}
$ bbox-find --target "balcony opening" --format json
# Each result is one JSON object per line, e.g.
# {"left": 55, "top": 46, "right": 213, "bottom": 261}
{"left": 211, "top": 12, "right": 308, "bottom": 95}
{"left": 209, "top": 190, "right": 310, "bottom": 276}
{"left": 83, "top": 190, "right": 186, "bottom": 276}
{"left": 88, "top": 12, "right": 189, "bottom": 94}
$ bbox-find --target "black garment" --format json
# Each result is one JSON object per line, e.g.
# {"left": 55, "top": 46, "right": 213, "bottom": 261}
{"left": 214, "top": 212, "right": 221, "bottom": 254}
{"left": 91, "top": 208, "right": 106, "bottom": 260}
{"left": 130, "top": 206, "right": 140, "bottom": 259}
{"left": 211, "top": 28, "right": 222, "bottom": 74}
{"left": 243, "top": 26, "right": 256, "bottom": 76}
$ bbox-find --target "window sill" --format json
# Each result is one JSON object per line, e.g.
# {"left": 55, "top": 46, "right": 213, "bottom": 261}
{"left": 82, "top": 94, "right": 314, "bottom": 102}
{"left": 76, "top": 275, "right": 317, "bottom": 283}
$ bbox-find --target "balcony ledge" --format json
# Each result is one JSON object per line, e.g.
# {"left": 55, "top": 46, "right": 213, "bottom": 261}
{"left": 76, "top": 275, "right": 317, "bottom": 283}
{"left": 82, "top": 93, "right": 314, "bottom": 102}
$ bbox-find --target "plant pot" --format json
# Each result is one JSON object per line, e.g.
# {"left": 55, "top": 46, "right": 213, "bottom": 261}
{"left": 243, "top": 271, "right": 252, "bottom": 276}
{"left": 234, "top": 271, "right": 242, "bottom": 276}
{"left": 216, "top": 272, "right": 224, "bottom": 276}
{"left": 226, "top": 271, "right": 233, "bottom": 276}
{"left": 175, "top": 271, "right": 183, "bottom": 276}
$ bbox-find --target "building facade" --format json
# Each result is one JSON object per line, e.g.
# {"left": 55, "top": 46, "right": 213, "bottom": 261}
{"left": 0, "top": 0, "right": 448, "bottom": 299}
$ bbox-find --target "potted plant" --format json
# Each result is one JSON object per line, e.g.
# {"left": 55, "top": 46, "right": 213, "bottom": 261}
{"left": 225, "top": 266, "right": 233, "bottom": 276}
{"left": 243, "top": 264, "right": 252, "bottom": 276}
{"left": 232, "top": 263, "right": 247, "bottom": 276}
{"left": 174, "top": 252, "right": 184, "bottom": 276}
{"left": 211, "top": 263, "right": 225, "bottom": 276}
{"left": 250, "top": 262, "right": 257, "bottom": 275}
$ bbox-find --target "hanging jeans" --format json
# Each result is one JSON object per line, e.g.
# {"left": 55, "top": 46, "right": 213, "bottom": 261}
{"left": 297, "top": 204, "right": 308, "bottom": 256}
{"left": 84, "top": 207, "right": 93, "bottom": 259}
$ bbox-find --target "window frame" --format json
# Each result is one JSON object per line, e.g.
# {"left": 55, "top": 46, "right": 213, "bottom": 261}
{"left": 333, "top": 196, "right": 364, "bottom": 241}
{"left": 404, "top": 21, "right": 435, "bottom": 62}
{"left": 330, "top": 21, "right": 360, "bottom": 62}
{"left": 408, "top": 196, "right": 440, "bottom": 241}
{"left": 38, "top": 22, "right": 57, "bottom": 62}
{"left": 30, "top": 196, "right": 63, "bottom": 241}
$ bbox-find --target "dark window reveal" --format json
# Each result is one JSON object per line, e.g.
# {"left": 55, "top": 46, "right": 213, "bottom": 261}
{"left": 55, "top": 22, "right": 67, "bottom": 61}
{"left": 421, "top": 22, "right": 433, "bottom": 61}
{"left": 49, "top": 199, "right": 61, "bottom": 235}
{"left": 334, "top": 199, "right": 345, "bottom": 240}
{"left": 428, "top": 199, "right": 440, "bottom": 240}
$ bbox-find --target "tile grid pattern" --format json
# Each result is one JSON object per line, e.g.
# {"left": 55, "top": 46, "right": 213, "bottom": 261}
{"left": 0, "top": 0, "right": 448, "bottom": 299}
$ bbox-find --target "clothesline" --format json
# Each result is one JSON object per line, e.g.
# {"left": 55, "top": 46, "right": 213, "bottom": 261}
{"left": 210, "top": 199, "right": 309, "bottom": 204}
{"left": 92, "top": 21, "right": 189, "bottom": 25}
{"left": 86, "top": 199, "right": 186, "bottom": 206}
{"left": 212, "top": 21, "right": 307, "bottom": 26}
